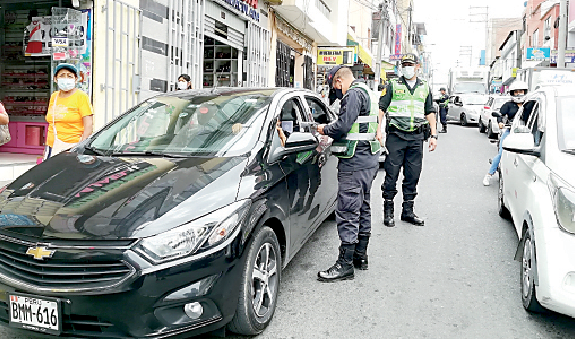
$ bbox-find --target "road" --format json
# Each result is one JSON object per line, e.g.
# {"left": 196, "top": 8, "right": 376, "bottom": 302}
{"left": 3, "top": 124, "right": 575, "bottom": 339}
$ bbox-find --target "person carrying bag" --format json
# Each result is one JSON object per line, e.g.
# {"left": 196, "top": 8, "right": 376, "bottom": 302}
{"left": 44, "top": 63, "right": 93, "bottom": 160}
{"left": 0, "top": 102, "right": 10, "bottom": 147}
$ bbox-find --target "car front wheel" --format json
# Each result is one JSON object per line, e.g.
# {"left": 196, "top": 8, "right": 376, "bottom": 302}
{"left": 228, "top": 226, "right": 281, "bottom": 335}
{"left": 479, "top": 118, "right": 486, "bottom": 133}
{"left": 487, "top": 122, "right": 497, "bottom": 139}
{"left": 520, "top": 229, "right": 545, "bottom": 313}
{"left": 460, "top": 113, "right": 468, "bottom": 126}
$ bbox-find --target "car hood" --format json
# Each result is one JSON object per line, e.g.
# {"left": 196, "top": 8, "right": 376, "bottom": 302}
{"left": 551, "top": 151, "right": 575, "bottom": 187}
{"left": 0, "top": 153, "right": 248, "bottom": 240}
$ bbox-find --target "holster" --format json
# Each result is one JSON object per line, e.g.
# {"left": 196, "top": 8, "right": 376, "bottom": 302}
{"left": 422, "top": 124, "right": 431, "bottom": 141}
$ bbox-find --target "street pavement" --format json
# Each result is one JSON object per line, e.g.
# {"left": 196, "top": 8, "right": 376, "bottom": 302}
{"left": 3, "top": 124, "right": 575, "bottom": 339}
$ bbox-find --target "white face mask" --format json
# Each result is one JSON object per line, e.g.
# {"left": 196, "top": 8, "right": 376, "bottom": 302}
{"left": 57, "top": 78, "right": 76, "bottom": 91}
{"left": 402, "top": 66, "right": 416, "bottom": 79}
{"left": 177, "top": 81, "right": 188, "bottom": 90}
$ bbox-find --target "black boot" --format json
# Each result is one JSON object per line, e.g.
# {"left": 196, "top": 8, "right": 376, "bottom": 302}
{"left": 383, "top": 200, "right": 395, "bottom": 227}
{"left": 318, "top": 244, "right": 355, "bottom": 282}
{"left": 401, "top": 200, "right": 424, "bottom": 226}
{"left": 353, "top": 235, "right": 369, "bottom": 270}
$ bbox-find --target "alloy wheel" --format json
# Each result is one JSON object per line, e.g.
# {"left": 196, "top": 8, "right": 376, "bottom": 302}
{"left": 522, "top": 238, "right": 534, "bottom": 299}
{"left": 251, "top": 243, "right": 278, "bottom": 319}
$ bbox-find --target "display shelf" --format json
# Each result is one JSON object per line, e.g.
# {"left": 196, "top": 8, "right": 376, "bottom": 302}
{"left": 203, "top": 36, "right": 239, "bottom": 88}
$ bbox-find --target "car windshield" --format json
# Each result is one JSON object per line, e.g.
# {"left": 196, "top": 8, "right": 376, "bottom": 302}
{"left": 557, "top": 96, "right": 575, "bottom": 151}
{"left": 88, "top": 90, "right": 276, "bottom": 156}
{"left": 462, "top": 95, "right": 487, "bottom": 105}
{"left": 493, "top": 98, "right": 509, "bottom": 110}
{"left": 454, "top": 82, "right": 487, "bottom": 94}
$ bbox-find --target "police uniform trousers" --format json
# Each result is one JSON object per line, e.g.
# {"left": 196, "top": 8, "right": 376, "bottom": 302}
{"left": 336, "top": 166, "right": 379, "bottom": 244}
{"left": 382, "top": 133, "right": 424, "bottom": 201}
{"left": 439, "top": 106, "right": 448, "bottom": 126}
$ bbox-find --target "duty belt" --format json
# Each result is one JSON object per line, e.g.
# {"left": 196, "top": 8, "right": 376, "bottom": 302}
{"left": 388, "top": 124, "right": 425, "bottom": 134}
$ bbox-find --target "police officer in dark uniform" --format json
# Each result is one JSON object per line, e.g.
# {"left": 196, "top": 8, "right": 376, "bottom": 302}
{"left": 377, "top": 53, "right": 437, "bottom": 227}
{"left": 437, "top": 87, "right": 449, "bottom": 133}
{"left": 316, "top": 66, "right": 381, "bottom": 282}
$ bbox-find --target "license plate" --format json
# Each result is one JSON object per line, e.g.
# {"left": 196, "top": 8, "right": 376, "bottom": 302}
{"left": 8, "top": 293, "right": 61, "bottom": 335}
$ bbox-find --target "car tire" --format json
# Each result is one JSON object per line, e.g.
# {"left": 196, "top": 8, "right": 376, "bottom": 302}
{"left": 460, "top": 113, "right": 467, "bottom": 126}
{"left": 227, "top": 226, "right": 282, "bottom": 335}
{"left": 479, "top": 119, "right": 486, "bottom": 133}
{"left": 487, "top": 122, "right": 497, "bottom": 139}
{"left": 520, "top": 228, "right": 545, "bottom": 313}
{"left": 498, "top": 170, "right": 511, "bottom": 219}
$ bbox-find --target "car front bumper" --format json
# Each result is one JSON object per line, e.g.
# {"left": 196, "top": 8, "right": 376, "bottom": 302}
{"left": 0, "top": 233, "right": 245, "bottom": 338}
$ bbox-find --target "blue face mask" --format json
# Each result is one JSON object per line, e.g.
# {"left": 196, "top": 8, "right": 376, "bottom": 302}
{"left": 57, "top": 78, "right": 76, "bottom": 91}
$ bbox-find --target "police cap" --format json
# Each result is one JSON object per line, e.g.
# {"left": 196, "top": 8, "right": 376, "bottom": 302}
{"left": 401, "top": 53, "right": 419, "bottom": 65}
{"left": 327, "top": 65, "right": 347, "bottom": 89}
{"left": 440, "top": 87, "right": 447, "bottom": 91}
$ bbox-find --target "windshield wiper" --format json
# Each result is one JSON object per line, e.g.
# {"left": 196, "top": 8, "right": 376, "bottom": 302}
{"left": 109, "top": 150, "right": 189, "bottom": 158}
{"left": 83, "top": 145, "right": 106, "bottom": 156}
{"left": 562, "top": 149, "right": 575, "bottom": 155}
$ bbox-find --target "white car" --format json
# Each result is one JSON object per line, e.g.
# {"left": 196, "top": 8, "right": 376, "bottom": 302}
{"left": 447, "top": 94, "right": 488, "bottom": 125}
{"left": 479, "top": 95, "right": 511, "bottom": 138}
{"left": 499, "top": 86, "right": 575, "bottom": 318}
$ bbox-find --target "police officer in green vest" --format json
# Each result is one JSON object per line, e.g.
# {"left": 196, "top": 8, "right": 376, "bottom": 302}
{"left": 316, "top": 66, "right": 381, "bottom": 282}
{"left": 377, "top": 53, "right": 437, "bottom": 227}
{"left": 437, "top": 87, "right": 449, "bottom": 133}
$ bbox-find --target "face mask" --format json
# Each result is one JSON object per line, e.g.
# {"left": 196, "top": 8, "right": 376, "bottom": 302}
{"left": 512, "top": 95, "right": 525, "bottom": 104}
{"left": 402, "top": 66, "right": 416, "bottom": 79}
{"left": 57, "top": 78, "right": 76, "bottom": 91}
{"left": 177, "top": 81, "right": 188, "bottom": 90}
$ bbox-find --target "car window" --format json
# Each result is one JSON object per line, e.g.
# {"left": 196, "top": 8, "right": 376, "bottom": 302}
{"left": 493, "top": 98, "right": 509, "bottom": 110}
{"left": 524, "top": 99, "right": 542, "bottom": 147}
{"left": 266, "top": 96, "right": 310, "bottom": 162}
{"left": 305, "top": 96, "right": 331, "bottom": 124}
{"left": 557, "top": 96, "right": 575, "bottom": 151}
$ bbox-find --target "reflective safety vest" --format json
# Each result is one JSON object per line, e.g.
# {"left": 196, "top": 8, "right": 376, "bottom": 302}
{"left": 388, "top": 78, "right": 430, "bottom": 132}
{"left": 438, "top": 94, "right": 449, "bottom": 107}
{"left": 331, "top": 82, "right": 381, "bottom": 159}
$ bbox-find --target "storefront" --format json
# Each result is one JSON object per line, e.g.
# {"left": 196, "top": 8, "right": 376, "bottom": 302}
{"left": 272, "top": 12, "right": 315, "bottom": 89}
{"left": 0, "top": 0, "right": 93, "bottom": 155}
{"left": 202, "top": 0, "right": 270, "bottom": 88}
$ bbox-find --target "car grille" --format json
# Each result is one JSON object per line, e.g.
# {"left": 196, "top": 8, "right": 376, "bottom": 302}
{"left": 0, "top": 239, "right": 134, "bottom": 290}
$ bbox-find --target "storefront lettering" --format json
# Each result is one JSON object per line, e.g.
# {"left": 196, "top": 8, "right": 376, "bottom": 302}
{"left": 224, "top": 0, "right": 260, "bottom": 21}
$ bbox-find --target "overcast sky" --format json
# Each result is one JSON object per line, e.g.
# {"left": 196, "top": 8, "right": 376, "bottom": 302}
{"left": 413, "top": 0, "right": 527, "bottom": 84}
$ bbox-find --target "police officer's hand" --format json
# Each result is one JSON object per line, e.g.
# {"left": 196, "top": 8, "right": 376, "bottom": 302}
{"left": 499, "top": 122, "right": 504, "bottom": 130}
{"left": 429, "top": 138, "right": 437, "bottom": 152}
{"left": 317, "top": 124, "right": 326, "bottom": 135}
{"left": 376, "top": 129, "right": 383, "bottom": 145}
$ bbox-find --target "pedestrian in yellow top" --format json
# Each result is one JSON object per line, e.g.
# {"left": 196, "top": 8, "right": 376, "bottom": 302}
{"left": 44, "top": 63, "right": 94, "bottom": 159}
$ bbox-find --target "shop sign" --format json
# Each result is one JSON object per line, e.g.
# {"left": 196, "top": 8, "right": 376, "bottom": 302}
{"left": 550, "top": 50, "right": 575, "bottom": 63}
{"left": 389, "top": 54, "right": 402, "bottom": 61}
{"left": 221, "top": 0, "right": 260, "bottom": 21}
{"left": 526, "top": 47, "right": 550, "bottom": 61}
{"left": 52, "top": 37, "right": 68, "bottom": 47}
{"left": 395, "top": 25, "right": 402, "bottom": 55}
{"left": 276, "top": 15, "right": 313, "bottom": 52}
{"left": 317, "top": 47, "right": 355, "bottom": 65}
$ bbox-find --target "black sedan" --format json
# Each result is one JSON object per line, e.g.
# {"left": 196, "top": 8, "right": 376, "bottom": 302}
{"left": 0, "top": 88, "right": 338, "bottom": 338}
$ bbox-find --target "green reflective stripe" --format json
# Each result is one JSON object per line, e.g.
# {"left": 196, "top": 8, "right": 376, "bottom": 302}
{"left": 331, "top": 146, "right": 347, "bottom": 152}
{"left": 356, "top": 116, "right": 378, "bottom": 123}
{"left": 345, "top": 132, "right": 376, "bottom": 140}
{"left": 387, "top": 78, "right": 429, "bottom": 132}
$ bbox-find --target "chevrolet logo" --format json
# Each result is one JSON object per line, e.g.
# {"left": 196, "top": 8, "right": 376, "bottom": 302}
{"left": 26, "top": 246, "right": 55, "bottom": 260}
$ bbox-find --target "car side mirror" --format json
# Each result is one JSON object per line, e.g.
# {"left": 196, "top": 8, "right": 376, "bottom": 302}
{"left": 271, "top": 132, "right": 318, "bottom": 161}
{"left": 491, "top": 112, "right": 501, "bottom": 117}
{"left": 502, "top": 132, "right": 540, "bottom": 157}
{"left": 456, "top": 101, "right": 463, "bottom": 106}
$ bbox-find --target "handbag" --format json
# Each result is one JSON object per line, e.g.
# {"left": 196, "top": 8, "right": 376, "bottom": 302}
{"left": 0, "top": 103, "right": 10, "bottom": 147}
{"left": 0, "top": 124, "right": 10, "bottom": 147}
{"left": 44, "top": 95, "right": 78, "bottom": 159}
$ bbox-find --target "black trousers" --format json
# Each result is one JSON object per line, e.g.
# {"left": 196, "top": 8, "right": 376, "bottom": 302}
{"left": 382, "top": 133, "right": 423, "bottom": 201}
{"left": 336, "top": 167, "right": 378, "bottom": 245}
{"left": 439, "top": 106, "right": 448, "bottom": 125}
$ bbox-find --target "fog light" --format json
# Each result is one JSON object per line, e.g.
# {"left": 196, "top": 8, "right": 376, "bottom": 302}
{"left": 184, "top": 302, "right": 203, "bottom": 319}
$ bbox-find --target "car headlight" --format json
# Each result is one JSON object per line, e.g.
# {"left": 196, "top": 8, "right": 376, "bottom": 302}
{"left": 549, "top": 173, "right": 575, "bottom": 234}
{"left": 137, "top": 200, "right": 251, "bottom": 263}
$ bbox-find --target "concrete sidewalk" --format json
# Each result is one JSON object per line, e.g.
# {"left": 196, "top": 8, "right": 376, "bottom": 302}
{"left": 0, "top": 153, "right": 39, "bottom": 186}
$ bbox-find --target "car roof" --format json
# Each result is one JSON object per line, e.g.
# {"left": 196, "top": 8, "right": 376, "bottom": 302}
{"left": 549, "top": 85, "right": 575, "bottom": 97}
{"left": 155, "top": 87, "right": 317, "bottom": 99}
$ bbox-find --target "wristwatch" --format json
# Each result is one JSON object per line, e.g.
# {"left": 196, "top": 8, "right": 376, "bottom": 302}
{"left": 430, "top": 134, "right": 438, "bottom": 139}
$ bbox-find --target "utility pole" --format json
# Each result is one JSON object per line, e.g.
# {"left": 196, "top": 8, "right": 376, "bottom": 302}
{"left": 558, "top": 0, "right": 568, "bottom": 68}
{"left": 469, "top": 6, "right": 489, "bottom": 66}
{"left": 374, "top": 1, "right": 388, "bottom": 91}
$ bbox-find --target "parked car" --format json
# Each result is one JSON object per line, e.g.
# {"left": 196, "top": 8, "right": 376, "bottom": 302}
{"left": 0, "top": 88, "right": 339, "bottom": 338}
{"left": 499, "top": 86, "right": 575, "bottom": 318}
{"left": 479, "top": 95, "right": 511, "bottom": 137}
{"left": 447, "top": 94, "right": 488, "bottom": 125}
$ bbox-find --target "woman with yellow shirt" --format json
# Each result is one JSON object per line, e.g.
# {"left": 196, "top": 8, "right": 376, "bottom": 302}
{"left": 44, "top": 63, "right": 94, "bottom": 159}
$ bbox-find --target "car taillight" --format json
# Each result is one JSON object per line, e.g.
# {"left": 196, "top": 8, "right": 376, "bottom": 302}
{"left": 484, "top": 106, "right": 491, "bottom": 110}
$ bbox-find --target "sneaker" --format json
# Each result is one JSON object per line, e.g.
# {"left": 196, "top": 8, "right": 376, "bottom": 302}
{"left": 483, "top": 174, "right": 492, "bottom": 186}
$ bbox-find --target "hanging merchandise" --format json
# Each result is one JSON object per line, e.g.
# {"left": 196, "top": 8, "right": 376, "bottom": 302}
{"left": 50, "top": 7, "right": 83, "bottom": 61}
{"left": 24, "top": 16, "right": 51, "bottom": 56}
